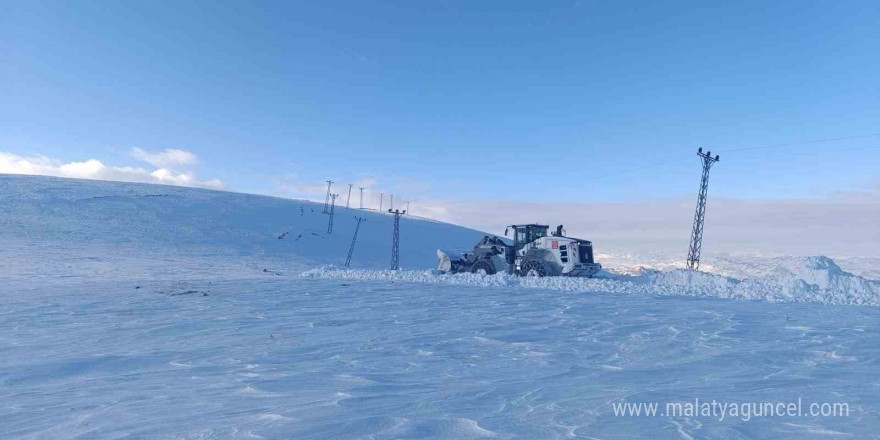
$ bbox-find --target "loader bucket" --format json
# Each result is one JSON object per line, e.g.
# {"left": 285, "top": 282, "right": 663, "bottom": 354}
{"left": 437, "top": 249, "right": 464, "bottom": 273}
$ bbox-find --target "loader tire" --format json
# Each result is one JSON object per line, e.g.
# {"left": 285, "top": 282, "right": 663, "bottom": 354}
{"left": 471, "top": 259, "right": 496, "bottom": 275}
{"left": 520, "top": 259, "right": 550, "bottom": 277}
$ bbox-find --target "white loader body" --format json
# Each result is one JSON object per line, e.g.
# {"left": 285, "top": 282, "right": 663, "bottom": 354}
{"left": 437, "top": 224, "right": 601, "bottom": 278}
{"left": 517, "top": 236, "right": 601, "bottom": 277}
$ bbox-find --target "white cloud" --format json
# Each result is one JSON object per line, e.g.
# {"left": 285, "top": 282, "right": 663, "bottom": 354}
{"left": 0, "top": 151, "right": 225, "bottom": 190}
{"left": 130, "top": 148, "right": 198, "bottom": 167}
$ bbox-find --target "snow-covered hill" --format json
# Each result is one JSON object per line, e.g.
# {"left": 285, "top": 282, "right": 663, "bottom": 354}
{"left": 0, "top": 174, "right": 486, "bottom": 283}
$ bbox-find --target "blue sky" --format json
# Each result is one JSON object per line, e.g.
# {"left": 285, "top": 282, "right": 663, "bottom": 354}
{"left": 2, "top": 1, "right": 879, "bottom": 225}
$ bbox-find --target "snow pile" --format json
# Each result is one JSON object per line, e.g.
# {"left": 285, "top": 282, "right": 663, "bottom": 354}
{"left": 599, "top": 252, "right": 880, "bottom": 282}
{"left": 594, "top": 251, "right": 688, "bottom": 275}
{"left": 781, "top": 256, "right": 877, "bottom": 292}
{"left": 302, "top": 256, "right": 880, "bottom": 306}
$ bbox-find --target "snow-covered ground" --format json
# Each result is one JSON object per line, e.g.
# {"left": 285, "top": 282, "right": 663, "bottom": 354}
{"left": 2, "top": 175, "right": 879, "bottom": 439}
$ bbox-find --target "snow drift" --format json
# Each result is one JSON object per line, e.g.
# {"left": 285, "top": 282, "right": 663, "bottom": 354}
{"left": 302, "top": 255, "right": 880, "bottom": 306}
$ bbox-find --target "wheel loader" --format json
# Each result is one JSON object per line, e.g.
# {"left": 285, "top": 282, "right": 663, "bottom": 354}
{"left": 437, "top": 224, "right": 601, "bottom": 277}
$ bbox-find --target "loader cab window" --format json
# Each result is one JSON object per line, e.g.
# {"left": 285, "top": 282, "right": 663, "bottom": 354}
{"left": 515, "top": 227, "right": 527, "bottom": 244}
{"left": 514, "top": 225, "right": 547, "bottom": 247}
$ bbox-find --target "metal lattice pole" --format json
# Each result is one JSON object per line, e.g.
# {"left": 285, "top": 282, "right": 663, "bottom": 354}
{"left": 327, "top": 194, "right": 338, "bottom": 234}
{"left": 323, "top": 180, "right": 333, "bottom": 214}
{"left": 358, "top": 187, "right": 364, "bottom": 209}
{"left": 389, "top": 209, "right": 405, "bottom": 270}
{"left": 345, "top": 216, "right": 366, "bottom": 267}
{"left": 686, "top": 148, "right": 720, "bottom": 270}
{"left": 346, "top": 184, "right": 352, "bottom": 209}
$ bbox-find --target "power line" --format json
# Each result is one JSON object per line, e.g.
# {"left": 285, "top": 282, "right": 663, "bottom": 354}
{"left": 725, "top": 133, "right": 880, "bottom": 154}
{"left": 307, "top": 133, "right": 877, "bottom": 225}
{"left": 584, "top": 156, "right": 691, "bottom": 183}
{"left": 578, "top": 133, "right": 880, "bottom": 184}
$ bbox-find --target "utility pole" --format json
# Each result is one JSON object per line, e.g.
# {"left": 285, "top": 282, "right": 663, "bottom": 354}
{"left": 323, "top": 180, "right": 333, "bottom": 214}
{"left": 358, "top": 187, "right": 364, "bottom": 209}
{"left": 686, "top": 148, "right": 720, "bottom": 271}
{"left": 327, "top": 194, "right": 338, "bottom": 234}
{"left": 346, "top": 184, "right": 353, "bottom": 209}
{"left": 389, "top": 209, "right": 406, "bottom": 270}
{"left": 345, "top": 216, "right": 366, "bottom": 267}
{"left": 379, "top": 193, "right": 384, "bottom": 212}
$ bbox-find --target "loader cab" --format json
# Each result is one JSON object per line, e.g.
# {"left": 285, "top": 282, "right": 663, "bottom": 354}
{"left": 505, "top": 224, "right": 549, "bottom": 257}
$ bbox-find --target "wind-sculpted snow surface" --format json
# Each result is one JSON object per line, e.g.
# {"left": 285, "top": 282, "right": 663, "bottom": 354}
{"left": 4, "top": 276, "right": 879, "bottom": 439}
{"left": 4, "top": 175, "right": 880, "bottom": 438}
{"left": 302, "top": 257, "right": 880, "bottom": 306}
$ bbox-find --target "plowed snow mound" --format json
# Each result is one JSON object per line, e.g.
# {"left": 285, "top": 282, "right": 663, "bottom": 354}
{"left": 302, "top": 255, "right": 880, "bottom": 306}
